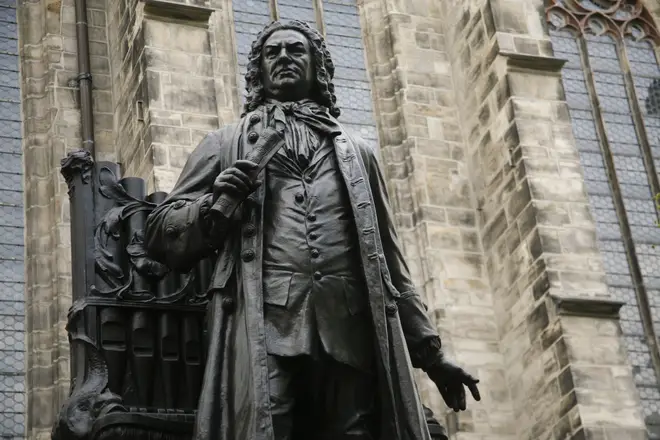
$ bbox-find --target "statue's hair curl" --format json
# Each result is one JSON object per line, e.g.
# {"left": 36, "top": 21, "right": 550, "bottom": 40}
{"left": 242, "top": 20, "right": 340, "bottom": 118}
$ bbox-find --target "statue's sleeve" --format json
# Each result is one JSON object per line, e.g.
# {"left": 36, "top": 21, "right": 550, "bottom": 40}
{"left": 145, "top": 128, "right": 233, "bottom": 272}
{"left": 362, "top": 142, "right": 445, "bottom": 370}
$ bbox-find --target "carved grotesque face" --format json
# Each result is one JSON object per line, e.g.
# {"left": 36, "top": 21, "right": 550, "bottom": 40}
{"left": 261, "top": 29, "right": 314, "bottom": 102}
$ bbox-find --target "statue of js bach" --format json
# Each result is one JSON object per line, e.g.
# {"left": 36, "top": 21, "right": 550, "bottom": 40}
{"left": 145, "top": 20, "right": 481, "bottom": 440}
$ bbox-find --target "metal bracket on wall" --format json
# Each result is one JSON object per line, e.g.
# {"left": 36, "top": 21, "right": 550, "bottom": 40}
{"left": 136, "top": 100, "right": 145, "bottom": 123}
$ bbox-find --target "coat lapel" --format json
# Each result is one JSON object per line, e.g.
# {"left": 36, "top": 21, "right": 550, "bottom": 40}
{"left": 334, "top": 131, "right": 433, "bottom": 440}
{"left": 239, "top": 107, "right": 275, "bottom": 440}
{"left": 332, "top": 133, "right": 394, "bottom": 388}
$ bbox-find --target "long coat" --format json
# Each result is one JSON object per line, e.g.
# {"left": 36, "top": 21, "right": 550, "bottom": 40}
{"left": 144, "top": 106, "right": 441, "bottom": 440}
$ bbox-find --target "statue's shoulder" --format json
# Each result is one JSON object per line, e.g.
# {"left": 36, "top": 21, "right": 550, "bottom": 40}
{"left": 195, "top": 122, "right": 243, "bottom": 151}
{"left": 208, "top": 122, "right": 242, "bottom": 143}
{"left": 342, "top": 127, "right": 378, "bottom": 161}
{"left": 187, "top": 124, "right": 242, "bottom": 168}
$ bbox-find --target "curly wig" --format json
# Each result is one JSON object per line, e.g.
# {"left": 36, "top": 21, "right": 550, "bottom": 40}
{"left": 242, "top": 20, "right": 341, "bottom": 118}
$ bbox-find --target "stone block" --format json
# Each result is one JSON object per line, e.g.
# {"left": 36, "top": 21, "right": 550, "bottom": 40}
{"left": 152, "top": 143, "right": 169, "bottom": 166}
{"left": 425, "top": 223, "right": 462, "bottom": 250}
{"left": 427, "top": 171, "right": 473, "bottom": 208}
{"left": 144, "top": 19, "right": 211, "bottom": 54}
{"left": 557, "top": 228, "right": 599, "bottom": 254}
{"left": 158, "top": 73, "right": 217, "bottom": 114}
{"left": 528, "top": 176, "right": 587, "bottom": 203}
{"left": 149, "top": 124, "right": 191, "bottom": 145}
{"left": 144, "top": 46, "right": 214, "bottom": 76}
{"left": 493, "top": 0, "right": 531, "bottom": 34}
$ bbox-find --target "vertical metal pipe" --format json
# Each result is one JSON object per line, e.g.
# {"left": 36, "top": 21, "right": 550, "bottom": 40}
{"left": 74, "top": 0, "right": 95, "bottom": 158}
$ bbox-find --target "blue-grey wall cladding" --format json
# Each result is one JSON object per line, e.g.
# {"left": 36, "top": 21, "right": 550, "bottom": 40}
{"left": 0, "top": 0, "right": 26, "bottom": 439}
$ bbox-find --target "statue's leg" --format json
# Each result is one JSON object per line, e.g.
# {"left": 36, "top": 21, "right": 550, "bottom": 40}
{"left": 267, "top": 355, "right": 299, "bottom": 440}
{"left": 316, "top": 356, "right": 378, "bottom": 440}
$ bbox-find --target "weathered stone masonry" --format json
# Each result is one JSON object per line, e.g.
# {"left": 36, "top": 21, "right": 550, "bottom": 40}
{"left": 442, "top": 0, "right": 649, "bottom": 439}
{"left": 17, "top": 1, "right": 112, "bottom": 438}
{"left": 107, "top": 0, "right": 240, "bottom": 192}
{"left": 357, "top": 1, "right": 511, "bottom": 437}
{"left": 15, "top": 0, "right": 660, "bottom": 439}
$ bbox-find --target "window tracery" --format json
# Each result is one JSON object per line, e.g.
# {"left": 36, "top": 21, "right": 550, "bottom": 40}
{"left": 546, "top": 1, "right": 660, "bottom": 437}
{"left": 547, "top": 0, "right": 660, "bottom": 42}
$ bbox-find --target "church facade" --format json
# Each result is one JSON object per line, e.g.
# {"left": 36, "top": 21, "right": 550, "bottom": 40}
{"left": 10, "top": 0, "right": 660, "bottom": 439}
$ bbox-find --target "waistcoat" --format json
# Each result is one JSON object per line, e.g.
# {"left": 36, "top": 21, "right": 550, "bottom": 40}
{"left": 261, "top": 138, "right": 374, "bottom": 372}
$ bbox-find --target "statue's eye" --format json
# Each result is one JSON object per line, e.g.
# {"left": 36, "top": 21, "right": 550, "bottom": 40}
{"left": 290, "top": 47, "right": 305, "bottom": 57}
{"left": 264, "top": 48, "right": 278, "bottom": 58}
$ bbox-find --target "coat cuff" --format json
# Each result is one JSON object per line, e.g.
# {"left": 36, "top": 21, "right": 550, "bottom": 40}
{"left": 199, "top": 193, "right": 230, "bottom": 244}
{"left": 409, "top": 336, "right": 444, "bottom": 371}
{"left": 199, "top": 194, "right": 216, "bottom": 233}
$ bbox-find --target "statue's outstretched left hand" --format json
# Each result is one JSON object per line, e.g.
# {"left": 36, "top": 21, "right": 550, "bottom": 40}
{"left": 426, "top": 359, "right": 481, "bottom": 412}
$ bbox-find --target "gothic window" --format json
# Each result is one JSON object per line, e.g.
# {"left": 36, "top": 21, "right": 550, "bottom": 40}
{"left": 231, "top": 0, "right": 378, "bottom": 143}
{"left": 547, "top": 0, "right": 660, "bottom": 436}
{"left": 0, "top": 1, "right": 25, "bottom": 439}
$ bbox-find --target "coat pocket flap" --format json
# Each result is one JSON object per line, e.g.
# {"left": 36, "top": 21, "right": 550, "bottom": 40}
{"left": 263, "top": 272, "right": 293, "bottom": 307}
{"left": 209, "top": 248, "right": 235, "bottom": 292}
{"left": 342, "top": 276, "right": 368, "bottom": 315}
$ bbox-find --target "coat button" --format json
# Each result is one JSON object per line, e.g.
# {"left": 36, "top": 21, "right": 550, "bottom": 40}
{"left": 309, "top": 232, "right": 318, "bottom": 240}
{"left": 247, "top": 131, "right": 259, "bottom": 143}
{"left": 386, "top": 303, "right": 398, "bottom": 316}
{"left": 304, "top": 174, "right": 314, "bottom": 184}
{"left": 295, "top": 193, "right": 304, "bottom": 203}
{"left": 244, "top": 224, "right": 256, "bottom": 237}
{"left": 310, "top": 248, "right": 319, "bottom": 258}
{"left": 313, "top": 271, "right": 323, "bottom": 281}
{"left": 249, "top": 114, "right": 261, "bottom": 124}
{"left": 165, "top": 226, "right": 177, "bottom": 236}
{"left": 307, "top": 213, "right": 317, "bottom": 222}
{"left": 241, "top": 249, "right": 255, "bottom": 262}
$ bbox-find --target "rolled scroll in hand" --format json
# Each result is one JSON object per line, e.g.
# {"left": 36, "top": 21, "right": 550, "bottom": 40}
{"left": 208, "top": 127, "right": 285, "bottom": 223}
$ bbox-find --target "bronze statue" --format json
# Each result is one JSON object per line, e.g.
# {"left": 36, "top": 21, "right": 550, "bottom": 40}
{"left": 144, "top": 20, "right": 480, "bottom": 440}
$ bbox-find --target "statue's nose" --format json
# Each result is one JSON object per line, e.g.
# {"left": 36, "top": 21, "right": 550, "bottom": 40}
{"left": 276, "top": 47, "right": 291, "bottom": 60}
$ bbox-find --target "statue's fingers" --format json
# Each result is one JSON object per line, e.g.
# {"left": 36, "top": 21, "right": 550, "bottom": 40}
{"left": 458, "top": 385, "right": 467, "bottom": 411}
{"left": 234, "top": 160, "right": 259, "bottom": 171}
{"left": 448, "top": 387, "right": 461, "bottom": 412}
{"left": 215, "top": 176, "right": 249, "bottom": 194}
{"left": 439, "top": 387, "right": 457, "bottom": 412}
{"left": 459, "top": 371, "right": 479, "bottom": 384}
{"left": 446, "top": 384, "right": 464, "bottom": 412}
{"left": 223, "top": 168, "right": 253, "bottom": 187}
{"left": 467, "top": 381, "right": 481, "bottom": 402}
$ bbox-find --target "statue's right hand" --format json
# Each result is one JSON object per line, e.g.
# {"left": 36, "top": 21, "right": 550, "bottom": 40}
{"left": 212, "top": 160, "right": 261, "bottom": 203}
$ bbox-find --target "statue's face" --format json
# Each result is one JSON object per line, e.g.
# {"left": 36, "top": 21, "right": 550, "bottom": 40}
{"left": 261, "top": 29, "right": 314, "bottom": 102}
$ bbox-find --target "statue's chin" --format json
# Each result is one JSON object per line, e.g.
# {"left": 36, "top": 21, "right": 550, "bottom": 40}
{"left": 269, "top": 81, "right": 308, "bottom": 101}
{"left": 273, "top": 79, "right": 299, "bottom": 89}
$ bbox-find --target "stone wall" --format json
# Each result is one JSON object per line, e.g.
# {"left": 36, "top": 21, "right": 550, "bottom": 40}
{"left": 357, "top": 0, "right": 513, "bottom": 437}
{"left": 442, "top": 0, "right": 647, "bottom": 438}
{"left": 108, "top": 0, "right": 240, "bottom": 194}
{"left": 18, "top": 0, "right": 112, "bottom": 438}
{"left": 16, "top": 0, "right": 660, "bottom": 439}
